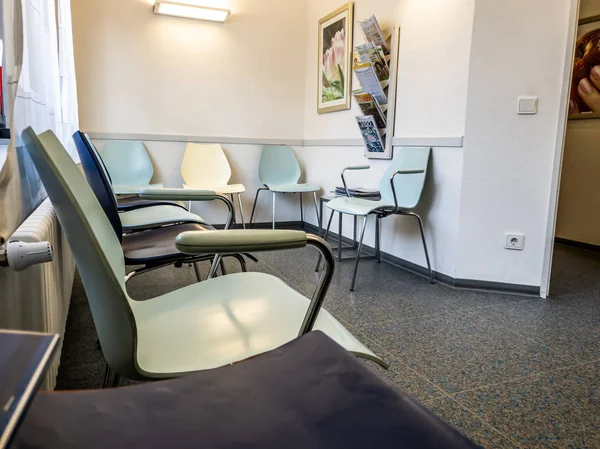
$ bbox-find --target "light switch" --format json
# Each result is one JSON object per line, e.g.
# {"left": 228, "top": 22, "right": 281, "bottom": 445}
{"left": 518, "top": 96, "right": 538, "bottom": 115}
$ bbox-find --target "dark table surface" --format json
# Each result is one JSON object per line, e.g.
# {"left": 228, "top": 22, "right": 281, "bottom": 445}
{"left": 0, "top": 331, "right": 58, "bottom": 449}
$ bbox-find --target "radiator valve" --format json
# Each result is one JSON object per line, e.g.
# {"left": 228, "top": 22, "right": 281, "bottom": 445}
{"left": 0, "top": 241, "right": 54, "bottom": 271}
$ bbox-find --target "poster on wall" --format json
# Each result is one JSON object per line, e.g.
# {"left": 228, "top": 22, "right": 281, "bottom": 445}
{"left": 570, "top": 15, "right": 600, "bottom": 118}
{"left": 317, "top": 2, "right": 354, "bottom": 114}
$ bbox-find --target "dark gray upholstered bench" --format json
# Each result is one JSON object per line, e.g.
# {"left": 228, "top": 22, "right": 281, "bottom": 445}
{"left": 15, "top": 332, "right": 480, "bottom": 449}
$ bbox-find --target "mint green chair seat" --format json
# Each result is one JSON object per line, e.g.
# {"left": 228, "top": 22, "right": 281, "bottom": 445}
{"left": 249, "top": 146, "right": 321, "bottom": 229}
{"left": 99, "top": 140, "right": 160, "bottom": 195}
{"left": 23, "top": 128, "right": 386, "bottom": 383}
{"left": 322, "top": 148, "right": 434, "bottom": 291}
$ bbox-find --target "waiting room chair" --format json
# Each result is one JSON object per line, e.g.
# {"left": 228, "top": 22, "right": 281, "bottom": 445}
{"left": 249, "top": 145, "right": 321, "bottom": 229}
{"left": 181, "top": 143, "right": 247, "bottom": 228}
{"left": 24, "top": 127, "right": 386, "bottom": 386}
{"left": 321, "top": 147, "right": 434, "bottom": 291}
{"left": 73, "top": 131, "right": 250, "bottom": 281}
{"left": 99, "top": 140, "right": 162, "bottom": 195}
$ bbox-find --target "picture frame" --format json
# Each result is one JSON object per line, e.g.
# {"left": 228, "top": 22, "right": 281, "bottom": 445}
{"left": 317, "top": 2, "right": 354, "bottom": 114}
{"left": 569, "top": 14, "right": 600, "bottom": 119}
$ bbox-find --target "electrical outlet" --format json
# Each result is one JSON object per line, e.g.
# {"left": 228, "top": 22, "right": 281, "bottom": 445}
{"left": 506, "top": 234, "right": 525, "bottom": 250}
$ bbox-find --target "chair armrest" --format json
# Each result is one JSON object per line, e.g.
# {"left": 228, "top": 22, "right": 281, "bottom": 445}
{"left": 176, "top": 230, "right": 308, "bottom": 254}
{"left": 139, "top": 188, "right": 217, "bottom": 201}
{"left": 113, "top": 184, "right": 164, "bottom": 195}
{"left": 390, "top": 169, "right": 426, "bottom": 213}
{"left": 341, "top": 166, "right": 371, "bottom": 197}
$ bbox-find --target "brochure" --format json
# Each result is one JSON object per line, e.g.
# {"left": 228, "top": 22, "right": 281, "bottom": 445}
{"left": 356, "top": 116, "right": 385, "bottom": 154}
{"left": 354, "top": 63, "right": 387, "bottom": 105}
{"left": 353, "top": 91, "right": 386, "bottom": 129}
{"left": 360, "top": 15, "right": 390, "bottom": 55}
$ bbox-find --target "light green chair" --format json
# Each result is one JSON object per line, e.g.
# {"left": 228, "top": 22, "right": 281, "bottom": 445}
{"left": 99, "top": 140, "right": 163, "bottom": 195}
{"left": 249, "top": 146, "right": 321, "bottom": 229}
{"left": 321, "top": 147, "right": 434, "bottom": 291}
{"left": 23, "top": 127, "right": 387, "bottom": 386}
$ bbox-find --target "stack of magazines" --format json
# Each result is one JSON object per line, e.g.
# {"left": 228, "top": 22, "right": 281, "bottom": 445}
{"left": 353, "top": 15, "right": 390, "bottom": 154}
{"left": 334, "top": 187, "right": 381, "bottom": 198}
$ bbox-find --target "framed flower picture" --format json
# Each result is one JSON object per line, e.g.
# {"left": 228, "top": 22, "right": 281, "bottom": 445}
{"left": 317, "top": 2, "right": 354, "bottom": 114}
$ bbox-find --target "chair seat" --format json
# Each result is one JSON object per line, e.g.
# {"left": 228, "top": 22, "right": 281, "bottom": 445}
{"left": 184, "top": 183, "right": 246, "bottom": 194}
{"left": 119, "top": 205, "right": 207, "bottom": 230}
{"left": 131, "top": 272, "right": 382, "bottom": 375}
{"left": 267, "top": 183, "right": 320, "bottom": 193}
{"left": 122, "top": 223, "right": 214, "bottom": 264}
{"left": 113, "top": 183, "right": 164, "bottom": 195}
{"left": 326, "top": 197, "right": 398, "bottom": 216}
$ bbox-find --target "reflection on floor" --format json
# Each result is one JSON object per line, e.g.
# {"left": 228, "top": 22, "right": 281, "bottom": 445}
{"left": 57, "top": 243, "right": 600, "bottom": 448}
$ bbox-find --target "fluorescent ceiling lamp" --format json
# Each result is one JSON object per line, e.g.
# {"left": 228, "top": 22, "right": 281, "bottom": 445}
{"left": 153, "top": 1, "right": 231, "bottom": 22}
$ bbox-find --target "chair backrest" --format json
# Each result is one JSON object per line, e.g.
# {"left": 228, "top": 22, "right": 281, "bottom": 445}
{"left": 73, "top": 131, "right": 124, "bottom": 240}
{"left": 258, "top": 145, "right": 301, "bottom": 187}
{"left": 23, "top": 128, "right": 138, "bottom": 379}
{"left": 181, "top": 143, "right": 232, "bottom": 187}
{"left": 99, "top": 140, "right": 154, "bottom": 186}
{"left": 379, "top": 147, "right": 431, "bottom": 209}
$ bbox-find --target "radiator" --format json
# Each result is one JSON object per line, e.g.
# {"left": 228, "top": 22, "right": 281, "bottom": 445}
{"left": 0, "top": 198, "right": 75, "bottom": 390}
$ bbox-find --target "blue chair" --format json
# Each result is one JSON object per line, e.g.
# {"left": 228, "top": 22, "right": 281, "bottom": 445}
{"left": 99, "top": 140, "right": 162, "bottom": 195}
{"left": 322, "top": 147, "right": 434, "bottom": 291}
{"left": 249, "top": 146, "right": 321, "bottom": 229}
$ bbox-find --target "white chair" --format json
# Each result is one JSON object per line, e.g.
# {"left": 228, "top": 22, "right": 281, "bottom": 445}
{"left": 181, "top": 143, "right": 247, "bottom": 228}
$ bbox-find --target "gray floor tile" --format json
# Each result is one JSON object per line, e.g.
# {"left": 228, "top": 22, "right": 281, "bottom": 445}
{"left": 423, "top": 397, "right": 518, "bottom": 448}
{"left": 474, "top": 300, "right": 600, "bottom": 363}
{"left": 360, "top": 311, "right": 573, "bottom": 393}
{"left": 362, "top": 358, "right": 446, "bottom": 403}
{"left": 454, "top": 361, "right": 600, "bottom": 448}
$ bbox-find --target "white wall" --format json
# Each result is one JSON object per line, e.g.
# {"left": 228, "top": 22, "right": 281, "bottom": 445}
{"left": 301, "top": 0, "right": 474, "bottom": 277}
{"left": 454, "top": 0, "right": 574, "bottom": 287}
{"left": 73, "top": 0, "right": 309, "bottom": 224}
{"left": 73, "top": 0, "right": 579, "bottom": 291}
{"left": 72, "top": 0, "right": 307, "bottom": 139}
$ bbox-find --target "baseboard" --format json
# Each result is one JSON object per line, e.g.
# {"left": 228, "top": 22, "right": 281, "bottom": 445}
{"left": 555, "top": 237, "right": 600, "bottom": 253}
{"left": 303, "top": 223, "right": 541, "bottom": 297}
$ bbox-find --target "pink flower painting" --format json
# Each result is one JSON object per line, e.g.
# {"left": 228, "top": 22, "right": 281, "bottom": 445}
{"left": 321, "top": 19, "right": 347, "bottom": 103}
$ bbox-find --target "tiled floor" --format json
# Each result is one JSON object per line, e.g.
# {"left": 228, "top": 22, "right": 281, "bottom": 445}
{"left": 57, "top": 243, "right": 600, "bottom": 448}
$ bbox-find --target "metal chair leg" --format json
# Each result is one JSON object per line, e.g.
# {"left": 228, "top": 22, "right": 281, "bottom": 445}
{"left": 412, "top": 213, "right": 434, "bottom": 284}
{"left": 315, "top": 208, "right": 335, "bottom": 272}
{"left": 338, "top": 212, "right": 343, "bottom": 262}
{"left": 249, "top": 187, "right": 268, "bottom": 227}
{"left": 208, "top": 255, "right": 221, "bottom": 279}
{"left": 220, "top": 259, "right": 228, "bottom": 276}
{"left": 237, "top": 193, "right": 246, "bottom": 229}
{"left": 313, "top": 192, "right": 321, "bottom": 230}
{"left": 193, "top": 262, "right": 203, "bottom": 282}
{"left": 229, "top": 194, "right": 238, "bottom": 228}
{"left": 375, "top": 216, "right": 381, "bottom": 263}
{"left": 299, "top": 193, "right": 304, "bottom": 227}
{"left": 272, "top": 192, "right": 276, "bottom": 230}
{"left": 102, "top": 364, "right": 113, "bottom": 389}
{"left": 351, "top": 216, "right": 369, "bottom": 292}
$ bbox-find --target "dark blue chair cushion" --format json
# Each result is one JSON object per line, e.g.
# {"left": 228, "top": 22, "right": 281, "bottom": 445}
{"left": 15, "top": 332, "right": 480, "bottom": 449}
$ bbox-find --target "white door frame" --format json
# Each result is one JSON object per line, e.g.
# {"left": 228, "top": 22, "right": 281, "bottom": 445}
{"left": 541, "top": 0, "right": 581, "bottom": 298}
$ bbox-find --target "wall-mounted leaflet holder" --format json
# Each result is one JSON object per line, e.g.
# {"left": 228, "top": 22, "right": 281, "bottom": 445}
{"left": 353, "top": 16, "right": 400, "bottom": 160}
{"left": 0, "top": 241, "right": 54, "bottom": 271}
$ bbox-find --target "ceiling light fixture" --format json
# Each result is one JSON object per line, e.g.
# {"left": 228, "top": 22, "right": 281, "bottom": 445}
{"left": 153, "top": 1, "right": 231, "bottom": 23}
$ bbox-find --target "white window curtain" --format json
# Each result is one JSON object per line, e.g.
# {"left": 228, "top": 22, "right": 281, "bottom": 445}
{"left": 0, "top": 0, "right": 79, "bottom": 242}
